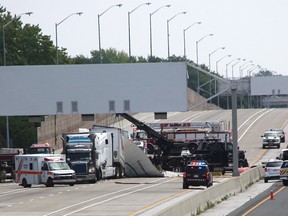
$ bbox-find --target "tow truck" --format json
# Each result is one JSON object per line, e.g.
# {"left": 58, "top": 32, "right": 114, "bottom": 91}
{"left": 116, "top": 113, "right": 248, "bottom": 173}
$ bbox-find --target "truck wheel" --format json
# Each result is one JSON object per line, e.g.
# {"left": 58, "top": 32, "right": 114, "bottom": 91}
{"left": 69, "top": 183, "right": 74, "bottom": 186}
{"left": 262, "top": 145, "right": 265, "bottom": 149}
{"left": 22, "top": 179, "right": 28, "bottom": 188}
{"left": 283, "top": 180, "right": 288, "bottom": 186}
{"left": 183, "top": 183, "right": 188, "bottom": 189}
{"left": 264, "top": 178, "right": 268, "bottom": 183}
{"left": 96, "top": 169, "right": 102, "bottom": 181}
{"left": 277, "top": 144, "right": 280, "bottom": 149}
{"left": 118, "top": 166, "right": 123, "bottom": 178}
{"left": 46, "top": 178, "right": 54, "bottom": 187}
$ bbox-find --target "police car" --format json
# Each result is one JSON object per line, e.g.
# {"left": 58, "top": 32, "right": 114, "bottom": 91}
{"left": 263, "top": 159, "right": 283, "bottom": 183}
{"left": 183, "top": 160, "right": 213, "bottom": 189}
{"left": 280, "top": 160, "right": 288, "bottom": 186}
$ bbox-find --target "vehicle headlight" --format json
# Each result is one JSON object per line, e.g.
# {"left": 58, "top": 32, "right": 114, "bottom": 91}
{"left": 89, "top": 166, "right": 95, "bottom": 173}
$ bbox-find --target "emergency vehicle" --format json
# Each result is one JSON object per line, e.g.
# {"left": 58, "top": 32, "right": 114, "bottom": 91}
{"left": 28, "top": 143, "right": 54, "bottom": 154}
{"left": 15, "top": 154, "right": 76, "bottom": 187}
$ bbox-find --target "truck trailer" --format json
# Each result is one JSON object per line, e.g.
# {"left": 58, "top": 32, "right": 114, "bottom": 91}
{"left": 15, "top": 154, "right": 76, "bottom": 187}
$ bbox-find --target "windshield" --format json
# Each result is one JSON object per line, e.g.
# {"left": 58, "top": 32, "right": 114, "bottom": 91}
{"left": 66, "top": 152, "right": 91, "bottom": 162}
{"left": 48, "top": 162, "right": 70, "bottom": 171}
{"left": 29, "top": 147, "right": 50, "bottom": 154}
{"left": 264, "top": 133, "right": 278, "bottom": 137}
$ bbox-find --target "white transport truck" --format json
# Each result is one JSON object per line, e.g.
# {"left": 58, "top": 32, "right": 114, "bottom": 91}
{"left": 15, "top": 154, "right": 76, "bottom": 187}
{"left": 62, "top": 126, "right": 128, "bottom": 182}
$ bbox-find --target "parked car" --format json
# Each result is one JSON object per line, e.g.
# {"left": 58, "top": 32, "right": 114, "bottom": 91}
{"left": 183, "top": 160, "right": 213, "bottom": 189}
{"left": 263, "top": 159, "right": 283, "bottom": 183}
{"left": 270, "top": 128, "right": 285, "bottom": 143}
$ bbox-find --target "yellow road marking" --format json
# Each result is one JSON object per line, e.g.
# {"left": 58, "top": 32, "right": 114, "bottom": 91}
{"left": 128, "top": 190, "right": 190, "bottom": 216}
{"left": 242, "top": 186, "right": 285, "bottom": 216}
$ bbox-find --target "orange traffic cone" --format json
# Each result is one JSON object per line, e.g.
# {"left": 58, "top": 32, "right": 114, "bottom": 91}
{"left": 270, "top": 189, "right": 274, "bottom": 200}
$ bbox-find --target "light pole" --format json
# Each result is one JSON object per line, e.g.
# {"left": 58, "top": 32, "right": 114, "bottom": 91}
{"left": 128, "top": 2, "right": 151, "bottom": 60}
{"left": 196, "top": 33, "right": 213, "bottom": 93}
{"left": 239, "top": 61, "right": 253, "bottom": 77}
{"left": 55, "top": 12, "right": 83, "bottom": 65}
{"left": 248, "top": 65, "right": 260, "bottom": 76}
{"left": 167, "top": 11, "right": 187, "bottom": 59}
{"left": 183, "top": 21, "right": 201, "bottom": 59}
{"left": 2, "top": 12, "right": 33, "bottom": 148}
{"left": 98, "top": 4, "right": 122, "bottom": 63}
{"left": 208, "top": 47, "right": 225, "bottom": 71}
{"left": 241, "top": 64, "right": 254, "bottom": 77}
{"left": 232, "top": 59, "right": 244, "bottom": 79}
{"left": 226, "top": 58, "right": 240, "bottom": 79}
{"left": 216, "top": 54, "right": 231, "bottom": 74}
{"left": 3, "top": 12, "right": 33, "bottom": 66}
{"left": 149, "top": 5, "right": 170, "bottom": 58}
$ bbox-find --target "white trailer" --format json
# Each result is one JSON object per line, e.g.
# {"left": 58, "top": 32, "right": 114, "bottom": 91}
{"left": 15, "top": 154, "right": 76, "bottom": 187}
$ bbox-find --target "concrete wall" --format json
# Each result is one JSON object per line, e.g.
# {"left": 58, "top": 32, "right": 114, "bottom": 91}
{"left": 140, "top": 166, "right": 264, "bottom": 216}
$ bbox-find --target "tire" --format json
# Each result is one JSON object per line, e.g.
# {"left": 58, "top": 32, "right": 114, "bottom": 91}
{"left": 262, "top": 145, "right": 266, "bottom": 149}
{"left": 222, "top": 169, "right": 226, "bottom": 175}
{"left": 69, "top": 183, "right": 74, "bottom": 186}
{"left": 264, "top": 178, "right": 268, "bottom": 183}
{"left": 283, "top": 180, "right": 288, "bottom": 186}
{"left": 46, "top": 178, "right": 54, "bottom": 187}
{"left": 22, "top": 178, "right": 28, "bottom": 188}
{"left": 183, "top": 183, "right": 188, "bottom": 189}
{"left": 277, "top": 144, "right": 280, "bottom": 149}
{"left": 96, "top": 169, "right": 102, "bottom": 181}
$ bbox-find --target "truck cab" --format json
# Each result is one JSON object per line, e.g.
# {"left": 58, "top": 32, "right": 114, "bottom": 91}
{"left": 28, "top": 143, "right": 54, "bottom": 154}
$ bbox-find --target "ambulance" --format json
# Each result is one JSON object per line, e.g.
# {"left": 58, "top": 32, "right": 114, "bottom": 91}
{"left": 15, "top": 154, "right": 76, "bottom": 187}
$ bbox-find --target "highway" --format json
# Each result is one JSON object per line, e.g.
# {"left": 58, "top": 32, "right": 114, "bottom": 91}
{"left": 1, "top": 108, "right": 288, "bottom": 215}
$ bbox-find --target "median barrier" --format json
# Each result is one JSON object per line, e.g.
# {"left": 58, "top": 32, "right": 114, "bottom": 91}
{"left": 140, "top": 166, "right": 264, "bottom": 216}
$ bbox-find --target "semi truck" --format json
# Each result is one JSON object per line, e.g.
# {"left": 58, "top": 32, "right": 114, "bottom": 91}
{"left": 15, "top": 154, "right": 76, "bottom": 187}
{"left": 62, "top": 126, "right": 127, "bottom": 183}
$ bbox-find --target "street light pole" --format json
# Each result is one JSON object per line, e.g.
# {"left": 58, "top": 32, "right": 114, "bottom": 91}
{"left": 2, "top": 12, "right": 33, "bottom": 148}
{"left": 196, "top": 33, "right": 213, "bottom": 94}
{"left": 232, "top": 59, "right": 244, "bottom": 79}
{"left": 98, "top": 4, "right": 122, "bottom": 63}
{"left": 55, "top": 12, "right": 83, "bottom": 65}
{"left": 226, "top": 58, "right": 240, "bottom": 79}
{"left": 149, "top": 5, "right": 171, "bottom": 58}
{"left": 208, "top": 47, "right": 225, "bottom": 71}
{"left": 128, "top": 2, "right": 151, "bottom": 60}
{"left": 216, "top": 54, "right": 231, "bottom": 74}
{"left": 167, "top": 11, "right": 187, "bottom": 59}
{"left": 239, "top": 61, "right": 253, "bottom": 77}
{"left": 183, "top": 21, "right": 201, "bottom": 59}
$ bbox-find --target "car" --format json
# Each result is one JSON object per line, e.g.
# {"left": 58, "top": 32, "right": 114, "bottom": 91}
{"left": 261, "top": 131, "right": 281, "bottom": 149}
{"left": 280, "top": 160, "right": 288, "bottom": 186}
{"left": 270, "top": 128, "right": 285, "bottom": 143}
{"left": 263, "top": 159, "right": 283, "bottom": 183}
{"left": 183, "top": 160, "right": 213, "bottom": 189}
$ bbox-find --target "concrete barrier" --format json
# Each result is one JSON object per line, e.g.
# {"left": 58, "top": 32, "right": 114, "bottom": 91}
{"left": 140, "top": 166, "right": 264, "bottom": 216}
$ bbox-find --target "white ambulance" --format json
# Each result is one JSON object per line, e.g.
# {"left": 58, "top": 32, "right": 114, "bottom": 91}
{"left": 15, "top": 154, "right": 76, "bottom": 187}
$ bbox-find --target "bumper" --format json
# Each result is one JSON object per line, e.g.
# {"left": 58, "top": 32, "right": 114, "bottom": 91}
{"left": 76, "top": 174, "right": 96, "bottom": 182}
{"left": 53, "top": 179, "right": 76, "bottom": 184}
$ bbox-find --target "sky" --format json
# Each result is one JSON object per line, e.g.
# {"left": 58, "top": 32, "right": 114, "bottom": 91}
{"left": 2, "top": 0, "right": 288, "bottom": 77}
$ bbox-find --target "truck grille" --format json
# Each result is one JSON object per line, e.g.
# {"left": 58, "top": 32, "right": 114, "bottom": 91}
{"left": 72, "top": 163, "right": 87, "bottom": 174}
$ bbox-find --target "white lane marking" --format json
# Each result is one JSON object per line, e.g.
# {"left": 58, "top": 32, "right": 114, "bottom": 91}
{"left": 238, "top": 109, "right": 273, "bottom": 142}
{"left": 63, "top": 178, "right": 178, "bottom": 216}
{"left": 43, "top": 178, "right": 168, "bottom": 216}
{"left": 238, "top": 108, "right": 267, "bottom": 131}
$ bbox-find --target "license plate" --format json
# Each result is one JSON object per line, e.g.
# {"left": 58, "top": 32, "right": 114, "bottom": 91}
{"left": 194, "top": 174, "right": 198, "bottom": 177}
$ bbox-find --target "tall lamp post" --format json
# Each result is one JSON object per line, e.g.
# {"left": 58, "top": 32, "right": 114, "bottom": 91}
{"left": 239, "top": 61, "right": 253, "bottom": 77}
{"left": 183, "top": 21, "right": 201, "bottom": 59}
{"left": 232, "top": 59, "right": 244, "bottom": 79}
{"left": 149, "top": 5, "right": 170, "bottom": 58}
{"left": 128, "top": 2, "right": 151, "bottom": 60}
{"left": 196, "top": 33, "right": 213, "bottom": 93}
{"left": 241, "top": 64, "right": 254, "bottom": 77}
{"left": 55, "top": 12, "right": 83, "bottom": 65}
{"left": 98, "top": 4, "right": 122, "bottom": 63}
{"left": 216, "top": 54, "right": 231, "bottom": 74}
{"left": 248, "top": 65, "right": 260, "bottom": 76}
{"left": 2, "top": 12, "right": 33, "bottom": 148}
{"left": 208, "top": 47, "right": 225, "bottom": 71}
{"left": 167, "top": 11, "right": 187, "bottom": 59}
{"left": 226, "top": 58, "right": 240, "bottom": 79}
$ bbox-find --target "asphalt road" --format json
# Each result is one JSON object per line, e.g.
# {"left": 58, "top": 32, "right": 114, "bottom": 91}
{"left": 1, "top": 108, "right": 288, "bottom": 216}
